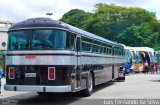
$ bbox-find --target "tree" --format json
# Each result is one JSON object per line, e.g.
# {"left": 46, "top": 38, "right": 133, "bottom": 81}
{"left": 59, "top": 4, "right": 160, "bottom": 48}
{"left": 81, "top": 4, "right": 158, "bottom": 41}
{"left": 117, "top": 23, "right": 158, "bottom": 47}
{"left": 60, "top": 9, "right": 92, "bottom": 28}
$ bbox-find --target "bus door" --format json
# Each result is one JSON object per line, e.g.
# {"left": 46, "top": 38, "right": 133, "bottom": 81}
{"left": 75, "top": 35, "right": 82, "bottom": 89}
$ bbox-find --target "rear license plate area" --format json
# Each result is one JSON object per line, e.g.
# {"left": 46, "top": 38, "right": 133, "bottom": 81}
{"left": 25, "top": 73, "right": 36, "bottom": 78}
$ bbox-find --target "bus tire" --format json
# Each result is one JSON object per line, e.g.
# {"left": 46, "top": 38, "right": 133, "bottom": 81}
{"left": 81, "top": 72, "right": 93, "bottom": 97}
{"left": 117, "top": 76, "right": 125, "bottom": 82}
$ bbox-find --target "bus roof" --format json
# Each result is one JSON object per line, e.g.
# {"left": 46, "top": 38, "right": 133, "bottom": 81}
{"left": 9, "top": 18, "right": 122, "bottom": 47}
{"left": 125, "top": 46, "right": 154, "bottom": 52}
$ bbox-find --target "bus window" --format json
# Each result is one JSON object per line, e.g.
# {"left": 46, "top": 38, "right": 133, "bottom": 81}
{"left": 82, "top": 42, "right": 91, "bottom": 52}
{"left": 76, "top": 37, "right": 81, "bottom": 52}
{"left": 100, "top": 43, "right": 107, "bottom": 54}
{"left": 115, "top": 47, "right": 119, "bottom": 55}
{"left": 92, "top": 45, "right": 96, "bottom": 53}
{"left": 96, "top": 46, "right": 100, "bottom": 53}
{"left": 82, "top": 37, "right": 92, "bottom": 52}
{"left": 106, "top": 47, "right": 109, "bottom": 54}
{"left": 8, "top": 29, "right": 76, "bottom": 51}
{"left": 9, "top": 30, "right": 30, "bottom": 50}
{"left": 100, "top": 47, "right": 104, "bottom": 54}
{"left": 66, "top": 33, "right": 75, "bottom": 50}
{"left": 92, "top": 40, "right": 100, "bottom": 53}
{"left": 107, "top": 45, "right": 112, "bottom": 55}
{"left": 32, "top": 30, "right": 67, "bottom": 50}
{"left": 103, "top": 47, "right": 107, "bottom": 54}
{"left": 93, "top": 45, "right": 100, "bottom": 53}
{"left": 121, "top": 48, "right": 124, "bottom": 56}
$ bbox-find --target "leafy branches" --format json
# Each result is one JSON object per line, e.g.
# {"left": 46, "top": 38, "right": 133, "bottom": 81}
{"left": 60, "top": 4, "right": 160, "bottom": 48}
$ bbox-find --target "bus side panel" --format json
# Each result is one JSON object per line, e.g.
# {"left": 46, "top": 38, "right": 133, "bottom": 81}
{"left": 114, "top": 64, "right": 119, "bottom": 79}
{"left": 81, "top": 55, "right": 114, "bottom": 85}
{"left": 93, "top": 64, "right": 112, "bottom": 85}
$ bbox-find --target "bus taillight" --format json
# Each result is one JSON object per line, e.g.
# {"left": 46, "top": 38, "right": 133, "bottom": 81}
{"left": 9, "top": 67, "right": 15, "bottom": 79}
{"left": 48, "top": 67, "right": 55, "bottom": 80}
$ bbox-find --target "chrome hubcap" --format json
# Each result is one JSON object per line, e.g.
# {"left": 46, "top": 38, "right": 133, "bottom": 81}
{"left": 87, "top": 74, "right": 93, "bottom": 92}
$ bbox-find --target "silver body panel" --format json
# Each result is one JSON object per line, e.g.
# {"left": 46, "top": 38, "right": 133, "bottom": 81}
{"left": 6, "top": 51, "right": 125, "bottom": 65}
{"left": 6, "top": 55, "right": 75, "bottom": 65}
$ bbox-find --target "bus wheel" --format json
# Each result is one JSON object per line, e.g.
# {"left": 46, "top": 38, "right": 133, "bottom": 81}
{"left": 117, "top": 76, "right": 125, "bottom": 82}
{"left": 81, "top": 72, "right": 93, "bottom": 97}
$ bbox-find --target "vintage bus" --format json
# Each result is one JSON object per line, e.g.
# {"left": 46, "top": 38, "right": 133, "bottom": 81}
{"left": 123, "top": 46, "right": 133, "bottom": 74}
{"left": 125, "top": 47, "right": 154, "bottom": 73}
{"left": 4, "top": 18, "right": 125, "bottom": 96}
{"left": 124, "top": 47, "right": 143, "bottom": 73}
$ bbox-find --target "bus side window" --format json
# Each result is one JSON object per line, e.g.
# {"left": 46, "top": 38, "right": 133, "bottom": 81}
{"left": 120, "top": 48, "right": 122, "bottom": 56}
{"left": 66, "top": 32, "right": 75, "bottom": 51}
{"left": 76, "top": 37, "right": 81, "bottom": 52}
{"left": 82, "top": 37, "right": 92, "bottom": 52}
{"left": 106, "top": 47, "right": 108, "bottom": 55}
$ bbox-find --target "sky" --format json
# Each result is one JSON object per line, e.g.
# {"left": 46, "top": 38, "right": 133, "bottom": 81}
{"left": 0, "top": 0, "right": 160, "bottom": 22}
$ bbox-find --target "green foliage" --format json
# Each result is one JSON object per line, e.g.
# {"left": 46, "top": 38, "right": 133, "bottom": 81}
{"left": 60, "top": 4, "right": 160, "bottom": 48}
{"left": 60, "top": 9, "right": 92, "bottom": 28}
{"left": 117, "top": 23, "right": 158, "bottom": 47}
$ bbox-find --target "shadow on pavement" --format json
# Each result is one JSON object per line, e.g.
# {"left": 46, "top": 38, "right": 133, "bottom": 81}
{"left": 1, "top": 82, "right": 115, "bottom": 105}
{"left": 93, "top": 81, "right": 115, "bottom": 93}
{"left": 149, "top": 80, "right": 160, "bottom": 82}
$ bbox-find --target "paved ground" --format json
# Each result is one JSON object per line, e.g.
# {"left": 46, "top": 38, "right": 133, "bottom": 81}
{"left": 0, "top": 73, "right": 160, "bottom": 105}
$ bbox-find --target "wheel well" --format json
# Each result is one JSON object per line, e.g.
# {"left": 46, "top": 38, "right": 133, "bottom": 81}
{"left": 90, "top": 70, "right": 95, "bottom": 86}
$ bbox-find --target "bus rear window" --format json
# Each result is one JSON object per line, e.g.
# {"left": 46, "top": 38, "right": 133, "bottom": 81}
{"left": 9, "top": 31, "right": 30, "bottom": 50}
{"left": 32, "top": 30, "right": 67, "bottom": 50}
{"left": 8, "top": 29, "right": 75, "bottom": 50}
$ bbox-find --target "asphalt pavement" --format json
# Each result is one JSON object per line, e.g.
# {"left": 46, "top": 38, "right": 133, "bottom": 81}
{"left": 0, "top": 73, "right": 160, "bottom": 105}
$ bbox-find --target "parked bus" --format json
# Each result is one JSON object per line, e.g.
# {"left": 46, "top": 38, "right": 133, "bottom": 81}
{"left": 124, "top": 47, "right": 142, "bottom": 73}
{"left": 125, "top": 47, "right": 154, "bottom": 73}
{"left": 123, "top": 47, "right": 133, "bottom": 74}
{"left": 4, "top": 18, "right": 125, "bottom": 96}
{"left": 133, "top": 47, "right": 154, "bottom": 73}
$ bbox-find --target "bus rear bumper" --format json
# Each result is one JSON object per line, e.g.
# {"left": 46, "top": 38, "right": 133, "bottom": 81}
{"left": 4, "top": 84, "right": 71, "bottom": 92}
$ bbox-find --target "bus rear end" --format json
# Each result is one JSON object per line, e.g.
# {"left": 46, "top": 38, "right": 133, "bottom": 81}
{"left": 4, "top": 28, "right": 76, "bottom": 93}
